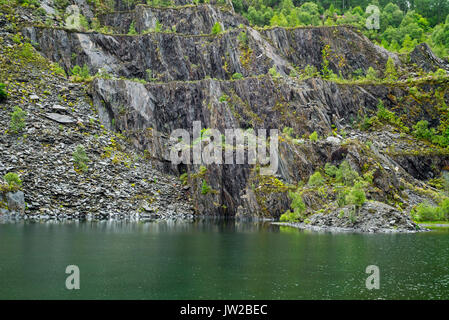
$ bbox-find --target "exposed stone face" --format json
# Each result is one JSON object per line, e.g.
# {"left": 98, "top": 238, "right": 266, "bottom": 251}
{"left": 89, "top": 75, "right": 449, "bottom": 217}
{"left": 276, "top": 201, "right": 421, "bottom": 233}
{"left": 410, "top": 43, "right": 449, "bottom": 72}
{"left": 260, "top": 26, "right": 399, "bottom": 78}
{"left": 24, "top": 24, "right": 402, "bottom": 82}
{"left": 16, "top": 1, "right": 449, "bottom": 226}
{"left": 99, "top": 4, "right": 247, "bottom": 35}
{"left": 6, "top": 191, "right": 25, "bottom": 214}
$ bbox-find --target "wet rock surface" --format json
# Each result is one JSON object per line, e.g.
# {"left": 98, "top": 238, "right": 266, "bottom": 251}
{"left": 276, "top": 201, "right": 423, "bottom": 233}
{"left": 2, "top": 1, "right": 449, "bottom": 232}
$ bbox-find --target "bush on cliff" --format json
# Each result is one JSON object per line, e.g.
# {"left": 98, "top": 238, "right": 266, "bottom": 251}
{"left": 9, "top": 106, "right": 27, "bottom": 134}
{"left": 0, "top": 83, "right": 7, "bottom": 101}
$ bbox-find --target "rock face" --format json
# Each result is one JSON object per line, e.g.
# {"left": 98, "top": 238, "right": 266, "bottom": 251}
{"left": 410, "top": 43, "right": 449, "bottom": 72}
{"left": 6, "top": 191, "right": 25, "bottom": 214}
{"left": 99, "top": 4, "right": 247, "bottom": 35}
{"left": 277, "top": 201, "right": 421, "bottom": 233}
{"left": 25, "top": 23, "right": 399, "bottom": 82}
{"left": 13, "top": 1, "right": 449, "bottom": 229}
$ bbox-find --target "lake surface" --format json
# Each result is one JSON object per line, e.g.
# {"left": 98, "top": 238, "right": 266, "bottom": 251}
{"left": 0, "top": 219, "right": 448, "bottom": 299}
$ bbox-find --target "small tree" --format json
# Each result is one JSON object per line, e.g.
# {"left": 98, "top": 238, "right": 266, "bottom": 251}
{"left": 73, "top": 145, "right": 89, "bottom": 173}
{"left": 365, "top": 67, "right": 378, "bottom": 81}
{"left": 0, "top": 83, "right": 7, "bottom": 101}
{"left": 384, "top": 57, "right": 397, "bottom": 80}
{"left": 201, "top": 180, "right": 211, "bottom": 194}
{"left": 3, "top": 172, "right": 22, "bottom": 188}
{"left": 9, "top": 106, "right": 27, "bottom": 134}
{"left": 308, "top": 171, "right": 324, "bottom": 186}
{"left": 345, "top": 182, "right": 366, "bottom": 209}
{"left": 211, "top": 22, "right": 223, "bottom": 35}
{"left": 309, "top": 131, "right": 318, "bottom": 141}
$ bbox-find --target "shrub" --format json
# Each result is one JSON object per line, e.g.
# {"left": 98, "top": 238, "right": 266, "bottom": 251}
{"left": 19, "top": 42, "right": 34, "bottom": 59}
{"left": 308, "top": 171, "right": 324, "bottom": 186}
{"left": 70, "top": 64, "right": 91, "bottom": 82}
{"left": 0, "top": 83, "right": 7, "bottom": 101}
{"left": 345, "top": 182, "right": 366, "bottom": 208}
{"left": 51, "top": 63, "right": 67, "bottom": 77}
{"left": 128, "top": 21, "right": 138, "bottom": 35}
{"left": 412, "top": 120, "right": 432, "bottom": 140}
{"left": 280, "top": 189, "right": 306, "bottom": 222}
{"left": 325, "top": 161, "right": 359, "bottom": 186}
{"left": 324, "top": 163, "right": 338, "bottom": 177}
{"left": 376, "top": 100, "right": 396, "bottom": 123}
{"left": 179, "top": 173, "right": 188, "bottom": 185}
{"left": 3, "top": 172, "right": 22, "bottom": 188}
{"left": 219, "top": 94, "right": 229, "bottom": 102}
{"left": 384, "top": 57, "right": 397, "bottom": 80}
{"left": 73, "top": 145, "right": 89, "bottom": 173}
{"left": 201, "top": 180, "right": 211, "bottom": 194}
{"left": 268, "top": 66, "right": 280, "bottom": 78}
{"left": 232, "top": 72, "right": 243, "bottom": 80}
{"left": 9, "top": 106, "right": 27, "bottom": 133}
{"left": 146, "top": 69, "right": 156, "bottom": 81}
{"left": 211, "top": 22, "right": 222, "bottom": 35}
{"left": 237, "top": 31, "right": 248, "bottom": 47}
{"left": 412, "top": 198, "right": 449, "bottom": 222}
{"left": 309, "top": 131, "right": 318, "bottom": 141}
{"left": 412, "top": 202, "right": 442, "bottom": 222}
{"left": 280, "top": 209, "right": 301, "bottom": 222}
{"left": 302, "top": 64, "right": 318, "bottom": 78}
{"left": 365, "top": 67, "right": 378, "bottom": 80}
{"left": 282, "top": 127, "right": 293, "bottom": 137}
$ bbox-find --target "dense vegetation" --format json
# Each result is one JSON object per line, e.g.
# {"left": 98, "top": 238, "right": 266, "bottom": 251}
{"left": 232, "top": 0, "right": 449, "bottom": 59}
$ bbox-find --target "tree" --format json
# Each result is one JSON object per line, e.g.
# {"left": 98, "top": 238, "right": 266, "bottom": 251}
{"left": 385, "top": 57, "right": 397, "bottom": 79}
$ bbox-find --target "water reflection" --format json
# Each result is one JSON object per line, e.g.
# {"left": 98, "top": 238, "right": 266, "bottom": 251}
{"left": 0, "top": 219, "right": 448, "bottom": 299}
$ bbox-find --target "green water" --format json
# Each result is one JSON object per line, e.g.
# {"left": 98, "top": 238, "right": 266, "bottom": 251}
{"left": 0, "top": 220, "right": 448, "bottom": 299}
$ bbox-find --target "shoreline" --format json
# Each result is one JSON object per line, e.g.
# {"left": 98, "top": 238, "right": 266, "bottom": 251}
{"left": 272, "top": 221, "right": 429, "bottom": 233}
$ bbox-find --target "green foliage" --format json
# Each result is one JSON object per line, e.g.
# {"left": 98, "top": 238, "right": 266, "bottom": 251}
{"left": 308, "top": 131, "right": 318, "bottom": 141}
{"left": 325, "top": 161, "right": 359, "bottom": 186}
{"left": 211, "top": 22, "right": 223, "bottom": 35}
{"left": 201, "top": 180, "right": 211, "bottom": 194}
{"left": 345, "top": 182, "right": 366, "bottom": 208}
{"left": 234, "top": 1, "right": 449, "bottom": 60}
{"left": 320, "top": 44, "right": 334, "bottom": 79}
{"left": 179, "top": 173, "right": 188, "bottom": 185}
{"left": 19, "top": 43, "right": 35, "bottom": 59}
{"left": 9, "top": 106, "right": 27, "bottom": 134}
{"left": 282, "top": 127, "right": 293, "bottom": 137}
{"left": 128, "top": 21, "right": 138, "bottom": 35}
{"left": 70, "top": 64, "right": 91, "bottom": 81}
{"left": 412, "top": 120, "right": 432, "bottom": 140}
{"left": 232, "top": 72, "right": 243, "bottom": 80}
{"left": 384, "top": 57, "right": 398, "bottom": 80}
{"left": 365, "top": 67, "right": 379, "bottom": 81}
{"left": 301, "top": 64, "right": 318, "bottom": 79}
{"left": 268, "top": 66, "right": 280, "bottom": 78}
{"left": 412, "top": 120, "right": 449, "bottom": 147}
{"left": 308, "top": 171, "right": 324, "bottom": 186}
{"left": 3, "top": 172, "right": 22, "bottom": 188}
{"left": 146, "top": 69, "right": 156, "bottom": 81}
{"left": 73, "top": 145, "right": 89, "bottom": 173}
{"left": 237, "top": 31, "right": 248, "bottom": 47}
{"left": 361, "top": 101, "right": 408, "bottom": 132}
{"left": 280, "top": 188, "right": 306, "bottom": 222}
{"left": 51, "top": 63, "right": 67, "bottom": 77}
{"left": 411, "top": 198, "right": 449, "bottom": 222}
{"left": 219, "top": 94, "right": 229, "bottom": 102}
{"left": 0, "top": 83, "right": 7, "bottom": 101}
